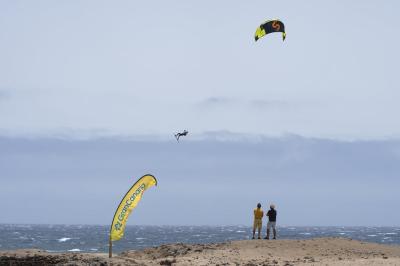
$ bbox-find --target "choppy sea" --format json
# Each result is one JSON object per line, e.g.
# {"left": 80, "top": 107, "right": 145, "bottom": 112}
{"left": 0, "top": 225, "right": 399, "bottom": 253}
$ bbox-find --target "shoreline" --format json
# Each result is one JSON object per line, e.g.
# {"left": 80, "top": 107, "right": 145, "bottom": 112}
{"left": 1, "top": 237, "right": 400, "bottom": 265}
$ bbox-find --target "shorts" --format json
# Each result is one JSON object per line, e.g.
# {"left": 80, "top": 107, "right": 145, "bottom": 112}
{"left": 253, "top": 219, "right": 262, "bottom": 230}
{"left": 267, "top": 221, "right": 276, "bottom": 230}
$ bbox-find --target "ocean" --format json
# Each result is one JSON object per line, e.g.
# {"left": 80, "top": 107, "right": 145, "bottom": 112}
{"left": 0, "top": 224, "right": 399, "bottom": 253}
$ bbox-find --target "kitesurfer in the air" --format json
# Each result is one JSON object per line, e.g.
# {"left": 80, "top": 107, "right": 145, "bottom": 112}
{"left": 252, "top": 203, "right": 264, "bottom": 239}
{"left": 174, "top": 130, "right": 188, "bottom": 142}
{"left": 265, "top": 204, "right": 277, "bottom": 239}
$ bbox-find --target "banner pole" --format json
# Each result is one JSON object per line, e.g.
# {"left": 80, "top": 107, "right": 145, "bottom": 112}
{"left": 109, "top": 236, "right": 112, "bottom": 258}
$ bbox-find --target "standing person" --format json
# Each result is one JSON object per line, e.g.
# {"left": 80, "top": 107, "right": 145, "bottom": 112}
{"left": 265, "top": 204, "right": 277, "bottom": 239}
{"left": 252, "top": 203, "right": 264, "bottom": 239}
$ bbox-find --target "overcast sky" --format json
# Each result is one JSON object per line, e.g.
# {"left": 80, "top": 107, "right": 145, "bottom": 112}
{"left": 1, "top": 0, "right": 399, "bottom": 226}
{"left": 1, "top": 0, "right": 399, "bottom": 139}
{"left": 1, "top": 136, "right": 400, "bottom": 226}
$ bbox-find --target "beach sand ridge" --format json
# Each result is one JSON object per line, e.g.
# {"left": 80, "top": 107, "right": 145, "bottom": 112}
{"left": 1, "top": 237, "right": 400, "bottom": 265}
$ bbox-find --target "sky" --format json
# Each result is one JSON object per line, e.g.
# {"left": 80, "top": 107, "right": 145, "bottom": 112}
{"left": 0, "top": 0, "right": 399, "bottom": 226}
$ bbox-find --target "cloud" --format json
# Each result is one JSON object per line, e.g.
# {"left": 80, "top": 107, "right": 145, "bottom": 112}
{"left": 249, "top": 99, "right": 288, "bottom": 109}
{"left": 1, "top": 135, "right": 400, "bottom": 225}
{"left": 198, "top": 97, "right": 233, "bottom": 107}
{"left": 0, "top": 89, "right": 11, "bottom": 100}
{"left": 198, "top": 97, "right": 290, "bottom": 109}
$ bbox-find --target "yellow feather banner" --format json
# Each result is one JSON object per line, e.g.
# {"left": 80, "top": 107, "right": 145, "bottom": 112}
{"left": 110, "top": 174, "right": 157, "bottom": 241}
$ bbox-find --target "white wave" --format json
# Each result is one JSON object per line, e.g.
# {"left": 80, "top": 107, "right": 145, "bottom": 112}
{"left": 367, "top": 234, "right": 377, "bottom": 237}
{"left": 90, "top": 248, "right": 98, "bottom": 251}
{"left": 68, "top": 248, "right": 81, "bottom": 252}
{"left": 385, "top": 232, "right": 397, "bottom": 235}
{"left": 58, "top": 237, "right": 71, "bottom": 242}
{"left": 236, "top": 230, "right": 245, "bottom": 233}
{"left": 299, "top": 232, "right": 312, "bottom": 235}
{"left": 135, "top": 237, "right": 145, "bottom": 240}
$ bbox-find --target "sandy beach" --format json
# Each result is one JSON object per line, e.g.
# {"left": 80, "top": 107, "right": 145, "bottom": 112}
{"left": 1, "top": 237, "right": 400, "bottom": 265}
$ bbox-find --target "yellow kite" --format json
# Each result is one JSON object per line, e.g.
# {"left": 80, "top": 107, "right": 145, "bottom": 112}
{"left": 109, "top": 174, "right": 157, "bottom": 257}
{"left": 255, "top": 19, "right": 286, "bottom": 41}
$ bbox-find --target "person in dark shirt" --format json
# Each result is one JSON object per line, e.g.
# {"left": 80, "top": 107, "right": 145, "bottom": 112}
{"left": 265, "top": 204, "right": 277, "bottom": 239}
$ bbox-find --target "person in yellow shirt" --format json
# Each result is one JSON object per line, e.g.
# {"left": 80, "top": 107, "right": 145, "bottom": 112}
{"left": 252, "top": 203, "right": 264, "bottom": 239}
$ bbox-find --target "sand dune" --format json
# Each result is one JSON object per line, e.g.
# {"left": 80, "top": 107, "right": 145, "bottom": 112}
{"left": 1, "top": 237, "right": 399, "bottom": 265}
